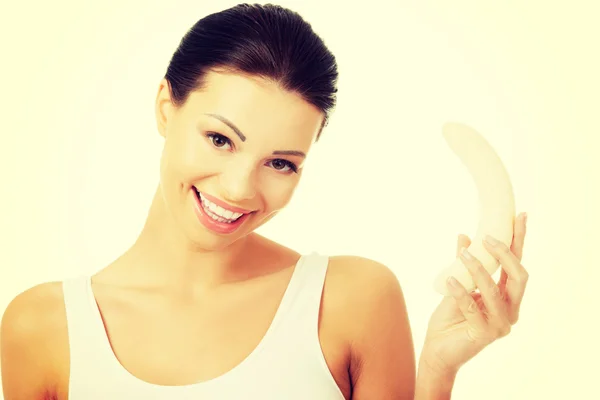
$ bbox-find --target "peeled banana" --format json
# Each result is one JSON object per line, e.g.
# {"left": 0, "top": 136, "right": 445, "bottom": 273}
{"left": 434, "top": 122, "right": 516, "bottom": 295}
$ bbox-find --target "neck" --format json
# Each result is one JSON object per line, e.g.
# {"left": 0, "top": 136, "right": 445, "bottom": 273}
{"left": 117, "top": 186, "right": 256, "bottom": 291}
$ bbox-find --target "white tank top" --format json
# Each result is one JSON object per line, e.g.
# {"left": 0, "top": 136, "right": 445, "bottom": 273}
{"left": 62, "top": 252, "right": 346, "bottom": 399}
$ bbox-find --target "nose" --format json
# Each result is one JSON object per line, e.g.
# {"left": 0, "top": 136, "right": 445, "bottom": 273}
{"left": 219, "top": 161, "right": 258, "bottom": 203}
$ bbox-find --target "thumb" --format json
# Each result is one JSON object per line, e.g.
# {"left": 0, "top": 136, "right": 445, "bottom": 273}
{"left": 456, "top": 234, "right": 471, "bottom": 257}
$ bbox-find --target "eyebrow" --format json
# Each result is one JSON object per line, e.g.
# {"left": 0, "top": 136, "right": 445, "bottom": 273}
{"left": 273, "top": 150, "right": 306, "bottom": 158}
{"left": 204, "top": 113, "right": 307, "bottom": 159}
{"left": 205, "top": 113, "right": 246, "bottom": 141}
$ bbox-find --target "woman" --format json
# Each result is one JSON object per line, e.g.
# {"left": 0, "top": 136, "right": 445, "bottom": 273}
{"left": 0, "top": 4, "right": 529, "bottom": 399}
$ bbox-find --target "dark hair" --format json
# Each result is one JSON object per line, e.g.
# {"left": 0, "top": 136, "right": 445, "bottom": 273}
{"left": 164, "top": 3, "right": 338, "bottom": 140}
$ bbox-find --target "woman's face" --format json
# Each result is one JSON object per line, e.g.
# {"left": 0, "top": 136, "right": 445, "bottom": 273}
{"left": 154, "top": 70, "right": 324, "bottom": 250}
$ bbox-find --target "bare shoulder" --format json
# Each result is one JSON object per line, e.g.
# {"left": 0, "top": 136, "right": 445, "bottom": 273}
{"left": 1, "top": 281, "right": 69, "bottom": 399}
{"left": 327, "top": 255, "right": 402, "bottom": 291}
{"left": 325, "top": 255, "right": 407, "bottom": 317}
{"left": 326, "top": 255, "right": 416, "bottom": 399}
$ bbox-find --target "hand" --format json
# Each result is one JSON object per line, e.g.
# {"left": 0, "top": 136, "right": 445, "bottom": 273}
{"left": 420, "top": 212, "right": 529, "bottom": 377}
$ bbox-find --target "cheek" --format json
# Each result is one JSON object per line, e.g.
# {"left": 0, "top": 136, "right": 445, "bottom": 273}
{"left": 161, "top": 132, "right": 213, "bottom": 184}
{"left": 261, "top": 179, "right": 299, "bottom": 210}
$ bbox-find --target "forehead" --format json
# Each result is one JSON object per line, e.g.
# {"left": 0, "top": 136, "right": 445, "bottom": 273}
{"left": 181, "top": 70, "right": 324, "bottom": 145}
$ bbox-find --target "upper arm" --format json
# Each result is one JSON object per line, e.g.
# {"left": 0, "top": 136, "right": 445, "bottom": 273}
{"left": 334, "top": 256, "right": 416, "bottom": 400}
{"left": 1, "top": 282, "right": 65, "bottom": 399}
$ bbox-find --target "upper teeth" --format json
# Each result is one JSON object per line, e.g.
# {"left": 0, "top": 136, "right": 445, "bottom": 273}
{"left": 200, "top": 195, "right": 244, "bottom": 220}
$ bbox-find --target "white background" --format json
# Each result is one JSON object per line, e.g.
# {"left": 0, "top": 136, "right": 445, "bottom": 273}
{"left": 1, "top": 0, "right": 598, "bottom": 398}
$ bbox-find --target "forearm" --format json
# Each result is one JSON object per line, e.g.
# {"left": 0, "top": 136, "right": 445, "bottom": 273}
{"left": 414, "top": 357, "right": 457, "bottom": 400}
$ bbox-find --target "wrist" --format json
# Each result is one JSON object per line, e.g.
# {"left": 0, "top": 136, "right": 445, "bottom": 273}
{"left": 415, "top": 354, "right": 458, "bottom": 400}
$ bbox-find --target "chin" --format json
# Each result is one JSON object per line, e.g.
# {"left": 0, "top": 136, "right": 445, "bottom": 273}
{"left": 180, "top": 226, "right": 244, "bottom": 252}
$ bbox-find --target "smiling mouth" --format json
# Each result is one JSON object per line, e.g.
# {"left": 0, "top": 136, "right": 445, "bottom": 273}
{"left": 193, "top": 188, "right": 249, "bottom": 224}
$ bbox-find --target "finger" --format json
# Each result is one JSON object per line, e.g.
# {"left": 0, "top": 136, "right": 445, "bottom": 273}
{"left": 482, "top": 235, "right": 529, "bottom": 308}
{"left": 499, "top": 213, "right": 527, "bottom": 290}
{"left": 459, "top": 247, "right": 507, "bottom": 320}
{"left": 498, "top": 268, "right": 508, "bottom": 291}
{"left": 446, "top": 276, "right": 487, "bottom": 333}
{"left": 510, "top": 212, "right": 528, "bottom": 261}
{"left": 456, "top": 234, "right": 472, "bottom": 258}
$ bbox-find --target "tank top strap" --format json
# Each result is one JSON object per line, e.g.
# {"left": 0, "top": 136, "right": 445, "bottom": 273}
{"left": 62, "top": 275, "right": 119, "bottom": 387}
{"left": 274, "top": 251, "right": 330, "bottom": 337}
{"left": 63, "top": 276, "right": 101, "bottom": 348}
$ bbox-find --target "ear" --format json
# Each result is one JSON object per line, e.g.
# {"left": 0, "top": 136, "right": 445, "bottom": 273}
{"left": 155, "top": 78, "right": 175, "bottom": 138}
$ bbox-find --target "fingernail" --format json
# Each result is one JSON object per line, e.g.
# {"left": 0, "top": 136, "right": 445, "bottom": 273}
{"left": 460, "top": 247, "right": 473, "bottom": 260}
{"left": 484, "top": 235, "right": 498, "bottom": 246}
{"left": 522, "top": 212, "right": 528, "bottom": 224}
{"left": 447, "top": 276, "right": 460, "bottom": 288}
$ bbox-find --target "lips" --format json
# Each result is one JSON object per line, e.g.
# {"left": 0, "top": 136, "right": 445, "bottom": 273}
{"left": 191, "top": 188, "right": 254, "bottom": 235}
{"left": 195, "top": 190, "right": 243, "bottom": 222}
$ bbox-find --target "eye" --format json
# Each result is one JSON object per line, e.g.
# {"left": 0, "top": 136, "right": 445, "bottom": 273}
{"left": 268, "top": 159, "right": 298, "bottom": 174}
{"left": 206, "top": 132, "right": 233, "bottom": 150}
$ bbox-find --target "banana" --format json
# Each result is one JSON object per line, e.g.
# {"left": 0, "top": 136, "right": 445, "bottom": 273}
{"left": 433, "top": 122, "right": 516, "bottom": 296}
